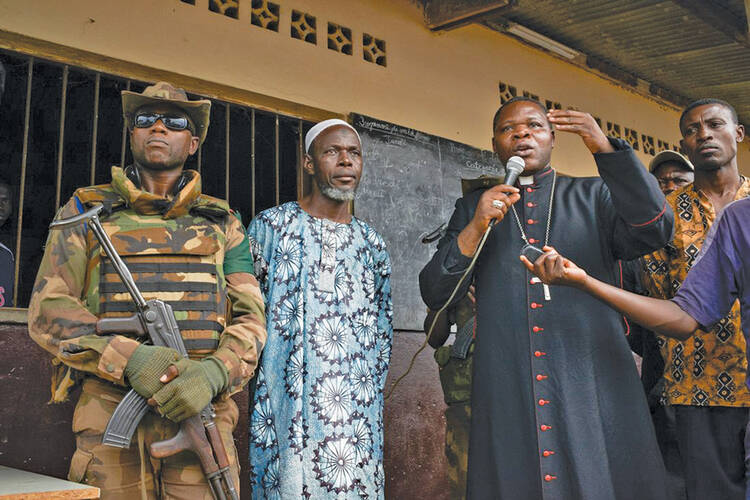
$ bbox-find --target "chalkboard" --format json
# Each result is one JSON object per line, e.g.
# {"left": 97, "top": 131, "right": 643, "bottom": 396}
{"left": 352, "top": 114, "right": 504, "bottom": 330}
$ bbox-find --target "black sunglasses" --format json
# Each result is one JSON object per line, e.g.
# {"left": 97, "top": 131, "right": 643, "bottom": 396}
{"left": 133, "top": 113, "right": 192, "bottom": 132}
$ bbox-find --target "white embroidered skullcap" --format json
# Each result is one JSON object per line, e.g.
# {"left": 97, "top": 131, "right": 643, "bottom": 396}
{"left": 305, "top": 118, "right": 361, "bottom": 153}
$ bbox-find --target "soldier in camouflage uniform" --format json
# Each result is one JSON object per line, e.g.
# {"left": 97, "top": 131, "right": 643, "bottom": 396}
{"left": 424, "top": 287, "right": 475, "bottom": 500}
{"left": 28, "top": 82, "right": 266, "bottom": 499}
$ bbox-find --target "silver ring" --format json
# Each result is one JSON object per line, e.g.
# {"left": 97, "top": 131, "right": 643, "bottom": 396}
{"left": 492, "top": 199, "right": 504, "bottom": 210}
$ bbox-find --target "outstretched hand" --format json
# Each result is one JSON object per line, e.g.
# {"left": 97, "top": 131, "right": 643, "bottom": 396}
{"left": 547, "top": 110, "right": 614, "bottom": 154}
{"left": 520, "top": 246, "right": 588, "bottom": 287}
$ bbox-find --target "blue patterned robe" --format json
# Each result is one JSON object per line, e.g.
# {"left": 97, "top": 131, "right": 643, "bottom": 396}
{"left": 247, "top": 201, "right": 393, "bottom": 499}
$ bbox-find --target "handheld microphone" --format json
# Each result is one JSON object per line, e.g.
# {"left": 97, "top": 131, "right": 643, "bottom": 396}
{"left": 489, "top": 156, "right": 525, "bottom": 227}
{"left": 504, "top": 156, "right": 525, "bottom": 187}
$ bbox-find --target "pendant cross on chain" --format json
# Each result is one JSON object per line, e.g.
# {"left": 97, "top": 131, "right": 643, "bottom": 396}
{"left": 530, "top": 276, "right": 552, "bottom": 301}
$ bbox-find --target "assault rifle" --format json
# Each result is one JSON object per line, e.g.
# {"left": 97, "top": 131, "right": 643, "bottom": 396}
{"left": 50, "top": 204, "right": 239, "bottom": 500}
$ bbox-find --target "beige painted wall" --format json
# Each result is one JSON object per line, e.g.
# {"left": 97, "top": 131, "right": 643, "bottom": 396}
{"left": 0, "top": 0, "right": 747, "bottom": 175}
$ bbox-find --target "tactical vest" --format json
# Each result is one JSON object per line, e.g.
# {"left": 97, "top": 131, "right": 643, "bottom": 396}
{"left": 76, "top": 185, "right": 230, "bottom": 360}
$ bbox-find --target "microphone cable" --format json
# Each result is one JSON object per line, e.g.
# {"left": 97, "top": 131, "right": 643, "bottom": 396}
{"left": 384, "top": 221, "right": 493, "bottom": 400}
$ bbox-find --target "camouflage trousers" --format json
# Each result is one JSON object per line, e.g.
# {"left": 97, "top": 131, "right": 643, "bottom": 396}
{"left": 68, "top": 378, "right": 239, "bottom": 500}
{"left": 435, "top": 344, "right": 473, "bottom": 500}
{"left": 444, "top": 401, "right": 471, "bottom": 500}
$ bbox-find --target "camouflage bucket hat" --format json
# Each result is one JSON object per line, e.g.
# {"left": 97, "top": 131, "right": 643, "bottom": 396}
{"left": 122, "top": 81, "right": 211, "bottom": 145}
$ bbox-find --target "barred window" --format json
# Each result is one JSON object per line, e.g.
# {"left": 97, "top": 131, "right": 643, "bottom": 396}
{"left": 0, "top": 50, "right": 313, "bottom": 308}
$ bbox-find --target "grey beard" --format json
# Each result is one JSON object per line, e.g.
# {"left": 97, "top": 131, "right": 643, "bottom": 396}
{"left": 317, "top": 179, "right": 357, "bottom": 201}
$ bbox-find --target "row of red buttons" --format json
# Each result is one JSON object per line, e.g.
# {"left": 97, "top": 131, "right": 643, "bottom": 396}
{"left": 541, "top": 421, "right": 556, "bottom": 480}
{"left": 527, "top": 225, "right": 556, "bottom": 483}
{"left": 525, "top": 192, "right": 540, "bottom": 247}
{"left": 537, "top": 393, "right": 556, "bottom": 484}
{"left": 543, "top": 441, "right": 557, "bottom": 480}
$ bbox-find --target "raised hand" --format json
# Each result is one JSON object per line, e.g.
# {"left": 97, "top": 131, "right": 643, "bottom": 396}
{"left": 519, "top": 246, "right": 588, "bottom": 287}
{"left": 547, "top": 110, "right": 614, "bottom": 154}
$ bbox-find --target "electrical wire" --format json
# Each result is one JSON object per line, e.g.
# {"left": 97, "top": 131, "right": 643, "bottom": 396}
{"left": 384, "top": 222, "right": 493, "bottom": 400}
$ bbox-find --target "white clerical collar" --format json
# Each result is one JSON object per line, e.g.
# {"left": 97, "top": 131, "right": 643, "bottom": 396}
{"left": 519, "top": 175, "right": 534, "bottom": 185}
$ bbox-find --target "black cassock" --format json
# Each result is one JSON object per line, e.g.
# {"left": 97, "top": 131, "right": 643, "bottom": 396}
{"left": 420, "top": 139, "right": 672, "bottom": 500}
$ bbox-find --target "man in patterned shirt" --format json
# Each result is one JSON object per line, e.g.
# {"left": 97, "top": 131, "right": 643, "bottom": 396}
{"left": 246, "top": 119, "right": 393, "bottom": 498}
{"left": 640, "top": 98, "right": 749, "bottom": 499}
{"left": 626, "top": 151, "right": 694, "bottom": 411}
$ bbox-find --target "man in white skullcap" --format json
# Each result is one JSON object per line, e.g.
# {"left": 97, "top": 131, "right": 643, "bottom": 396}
{"left": 246, "top": 119, "right": 393, "bottom": 499}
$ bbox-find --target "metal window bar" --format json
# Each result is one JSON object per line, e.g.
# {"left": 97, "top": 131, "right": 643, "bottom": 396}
{"left": 54, "top": 65, "right": 69, "bottom": 210}
{"left": 225, "top": 102, "right": 230, "bottom": 204}
{"left": 251, "top": 108, "right": 256, "bottom": 217}
{"left": 13, "top": 57, "right": 33, "bottom": 305}
{"left": 89, "top": 73, "right": 101, "bottom": 185}
{"left": 1, "top": 50, "right": 313, "bottom": 308}
{"left": 120, "top": 80, "right": 131, "bottom": 168}
{"left": 297, "top": 119, "right": 304, "bottom": 200}
{"left": 274, "top": 115, "right": 280, "bottom": 205}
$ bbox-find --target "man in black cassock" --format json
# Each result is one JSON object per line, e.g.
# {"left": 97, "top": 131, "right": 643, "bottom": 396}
{"left": 419, "top": 97, "right": 673, "bottom": 499}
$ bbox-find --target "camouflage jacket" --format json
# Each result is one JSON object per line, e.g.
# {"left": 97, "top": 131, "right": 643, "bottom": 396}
{"left": 28, "top": 166, "right": 266, "bottom": 402}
